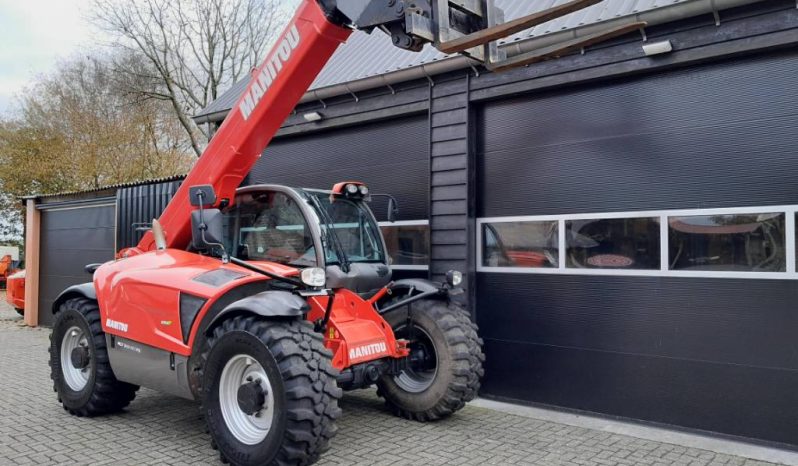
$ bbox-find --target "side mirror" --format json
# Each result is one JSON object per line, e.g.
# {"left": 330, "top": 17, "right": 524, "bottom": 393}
{"left": 387, "top": 197, "right": 399, "bottom": 223}
{"left": 191, "top": 209, "right": 226, "bottom": 256}
{"left": 189, "top": 185, "right": 217, "bottom": 207}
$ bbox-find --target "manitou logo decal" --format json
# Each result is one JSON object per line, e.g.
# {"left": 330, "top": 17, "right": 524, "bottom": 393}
{"left": 349, "top": 342, "right": 388, "bottom": 362}
{"left": 106, "top": 319, "right": 129, "bottom": 333}
{"left": 238, "top": 23, "right": 301, "bottom": 120}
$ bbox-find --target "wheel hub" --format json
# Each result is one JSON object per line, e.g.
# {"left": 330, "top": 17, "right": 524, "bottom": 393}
{"left": 70, "top": 346, "right": 90, "bottom": 370}
{"left": 60, "top": 326, "right": 91, "bottom": 391}
{"left": 394, "top": 325, "right": 439, "bottom": 393}
{"left": 237, "top": 380, "right": 267, "bottom": 416}
{"left": 219, "top": 355, "right": 276, "bottom": 445}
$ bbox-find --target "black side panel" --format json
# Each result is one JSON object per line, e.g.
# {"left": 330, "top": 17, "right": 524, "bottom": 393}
{"left": 39, "top": 204, "right": 116, "bottom": 327}
{"left": 117, "top": 180, "right": 182, "bottom": 249}
{"left": 179, "top": 293, "right": 207, "bottom": 344}
{"left": 248, "top": 116, "right": 429, "bottom": 222}
{"left": 478, "top": 49, "right": 798, "bottom": 217}
{"left": 476, "top": 273, "right": 798, "bottom": 446}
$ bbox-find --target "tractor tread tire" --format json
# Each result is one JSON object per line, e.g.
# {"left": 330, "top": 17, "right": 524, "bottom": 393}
{"left": 450, "top": 304, "right": 485, "bottom": 402}
{"left": 377, "top": 298, "right": 485, "bottom": 422}
{"left": 200, "top": 316, "right": 342, "bottom": 466}
{"left": 49, "top": 297, "right": 139, "bottom": 417}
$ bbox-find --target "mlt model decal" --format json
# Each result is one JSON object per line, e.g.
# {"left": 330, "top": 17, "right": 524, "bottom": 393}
{"left": 239, "top": 23, "right": 301, "bottom": 120}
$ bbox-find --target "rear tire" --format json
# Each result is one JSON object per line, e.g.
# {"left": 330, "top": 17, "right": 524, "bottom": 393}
{"left": 15, "top": 308, "right": 24, "bottom": 316}
{"left": 377, "top": 298, "right": 485, "bottom": 421}
{"left": 201, "top": 316, "right": 342, "bottom": 466}
{"left": 49, "top": 298, "right": 139, "bottom": 416}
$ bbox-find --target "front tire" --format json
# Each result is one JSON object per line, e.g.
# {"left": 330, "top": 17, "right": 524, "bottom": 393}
{"left": 49, "top": 298, "right": 138, "bottom": 416}
{"left": 15, "top": 308, "right": 24, "bottom": 316}
{"left": 377, "top": 298, "right": 485, "bottom": 421}
{"left": 201, "top": 316, "right": 342, "bottom": 466}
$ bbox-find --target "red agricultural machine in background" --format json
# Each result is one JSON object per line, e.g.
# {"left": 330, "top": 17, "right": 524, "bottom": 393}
{"left": 6, "top": 270, "right": 25, "bottom": 316}
{"left": 0, "top": 255, "right": 12, "bottom": 288}
{"left": 2, "top": 253, "right": 24, "bottom": 317}
{"left": 47, "top": 1, "right": 643, "bottom": 465}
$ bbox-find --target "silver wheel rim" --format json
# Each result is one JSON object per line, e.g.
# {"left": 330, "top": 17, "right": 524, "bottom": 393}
{"left": 394, "top": 326, "right": 438, "bottom": 393}
{"left": 60, "top": 326, "right": 90, "bottom": 391}
{"left": 219, "top": 354, "right": 275, "bottom": 445}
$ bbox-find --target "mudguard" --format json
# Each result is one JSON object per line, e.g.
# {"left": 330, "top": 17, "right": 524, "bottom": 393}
{"left": 205, "top": 290, "right": 309, "bottom": 331}
{"left": 52, "top": 283, "right": 97, "bottom": 313}
{"left": 380, "top": 278, "right": 464, "bottom": 311}
{"left": 390, "top": 278, "right": 443, "bottom": 295}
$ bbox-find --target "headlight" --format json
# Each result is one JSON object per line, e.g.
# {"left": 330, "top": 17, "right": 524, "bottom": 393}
{"left": 301, "top": 267, "right": 326, "bottom": 288}
{"left": 446, "top": 270, "right": 463, "bottom": 287}
{"left": 359, "top": 185, "right": 369, "bottom": 196}
{"left": 345, "top": 184, "right": 359, "bottom": 195}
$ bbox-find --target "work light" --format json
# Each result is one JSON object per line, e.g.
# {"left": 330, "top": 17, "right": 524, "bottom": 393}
{"left": 446, "top": 270, "right": 463, "bottom": 287}
{"left": 301, "top": 267, "right": 327, "bottom": 288}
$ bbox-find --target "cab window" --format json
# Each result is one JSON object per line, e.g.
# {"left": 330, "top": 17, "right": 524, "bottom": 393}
{"left": 223, "top": 192, "right": 316, "bottom": 267}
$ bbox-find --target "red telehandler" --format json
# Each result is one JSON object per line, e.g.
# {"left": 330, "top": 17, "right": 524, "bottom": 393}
{"left": 47, "top": 1, "right": 643, "bottom": 464}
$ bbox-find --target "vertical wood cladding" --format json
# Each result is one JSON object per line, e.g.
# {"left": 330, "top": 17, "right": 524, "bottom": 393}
{"left": 429, "top": 77, "right": 471, "bottom": 284}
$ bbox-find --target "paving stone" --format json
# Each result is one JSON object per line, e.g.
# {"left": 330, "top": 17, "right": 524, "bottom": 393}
{"left": 0, "top": 301, "right": 780, "bottom": 466}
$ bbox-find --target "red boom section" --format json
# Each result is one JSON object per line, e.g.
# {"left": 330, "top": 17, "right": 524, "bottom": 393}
{"left": 136, "top": 1, "right": 351, "bottom": 252}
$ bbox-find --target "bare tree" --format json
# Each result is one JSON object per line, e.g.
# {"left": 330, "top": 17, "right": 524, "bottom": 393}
{"left": 0, "top": 51, "right": 194, "bottom": 233}
{"left": 92, "top": 0, "right": 286, "bottom": 156}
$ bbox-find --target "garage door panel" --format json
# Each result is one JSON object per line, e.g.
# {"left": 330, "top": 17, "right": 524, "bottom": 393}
{"left": 38, "top": 204, "right": 115, "bottom": 327}
{"left": 41, "top": 206, "right": 115, "bottom": 230}
{"left": 481, "top": 52, "right": 798, "bottom": 155}
{"left": 481, "top": 115, "right": 798, "bottom": 216}
{"left": 481, "top": 338, "right": 798, "bottom": 446}
{"left": 476, "top": 274, "right": 798, "bottom": 372}
{"left": 40, "top": 226, "right": 115, "bottom": 253}
{"left": 253, "top": 161, "right": 427, "bottom": 222}
{"left": 40, "top": 250, "right": 114, "bottom": 278}
{"left": 250, "top": 116, "right": 429, "bottom": 221}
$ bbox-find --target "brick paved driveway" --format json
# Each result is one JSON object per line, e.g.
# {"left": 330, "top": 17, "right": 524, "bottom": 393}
{"left": 0, "top": 301, "right": 777, "bottom": 466}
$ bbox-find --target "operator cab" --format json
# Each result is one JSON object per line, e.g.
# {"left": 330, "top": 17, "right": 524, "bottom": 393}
{"left": 221, "top": 183, "right": 392, "bottom": 292}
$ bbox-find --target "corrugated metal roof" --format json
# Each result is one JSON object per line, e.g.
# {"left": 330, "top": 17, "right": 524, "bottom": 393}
{"left": 195, "top": 0, "right": 690, "bottom": 120}
{"left": 28, "top": 174, "right": 187, "bottom": 200}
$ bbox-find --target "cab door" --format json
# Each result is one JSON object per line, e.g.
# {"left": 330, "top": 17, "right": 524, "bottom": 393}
{"left": 224, "top": 188, "right": 321, "bottom": 269}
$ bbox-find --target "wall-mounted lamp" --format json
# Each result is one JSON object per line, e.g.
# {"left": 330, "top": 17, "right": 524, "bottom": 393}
{"left": 303, "top": 111, "right": 323, "bottom": 122}
{"left": 642, "top": 40, "right": 673, "bottom": 57}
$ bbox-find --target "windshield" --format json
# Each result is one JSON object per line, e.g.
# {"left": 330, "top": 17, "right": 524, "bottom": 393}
{"left": 222, "top": 191, "right": 317, "bottom": 267}
{"left": 307, "top": 192, "right": 385, "bottom": 266}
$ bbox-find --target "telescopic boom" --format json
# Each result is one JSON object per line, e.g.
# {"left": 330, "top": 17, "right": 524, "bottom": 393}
{"left": 132, "top": 0, "right": 643, "bottom": 253}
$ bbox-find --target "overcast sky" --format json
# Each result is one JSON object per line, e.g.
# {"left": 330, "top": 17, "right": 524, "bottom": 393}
{"left": 0, "top": 0, "right": 302, "bottom": 116}
{"left": 0, "top": 0, "right": 101, "bottom": 115}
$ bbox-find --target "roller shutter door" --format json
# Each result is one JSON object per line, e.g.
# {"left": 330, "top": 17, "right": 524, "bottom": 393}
{"left": 249, "top": 115, "right": 429, "bottom": 222}
{"left": 38, "top": 202, "right": 116, "bottom": 326}
{"left": 476, "top": 49, "right": 798, "bottom": 445}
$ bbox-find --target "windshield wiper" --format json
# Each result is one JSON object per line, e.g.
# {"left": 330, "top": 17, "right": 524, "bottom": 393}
{"left": 309, "top": 196, "right": 351, "bottom": 273}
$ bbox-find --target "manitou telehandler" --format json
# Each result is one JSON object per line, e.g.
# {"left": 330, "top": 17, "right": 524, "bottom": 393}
{"left": 47, "top": 1, "right": 643, "bottom": 465}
